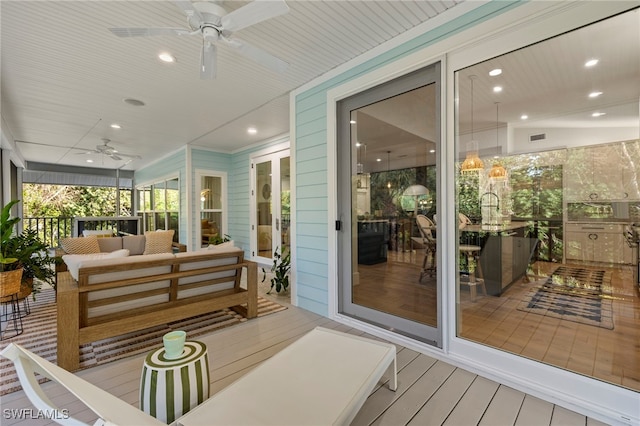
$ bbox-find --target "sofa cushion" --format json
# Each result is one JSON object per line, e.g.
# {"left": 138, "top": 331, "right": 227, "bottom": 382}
{"left": 143, "top": 230, "right": 175, "bottom": 255}
{"left": 123, "top": 235, "right": 146, "bottom": 255}
{"left": 98, "top": 237, "right": 124, "bottom": 253}
{"left": 60, "top": 236, "right": 100, "bottom": 254}
{"left": 63, "top": 250, "right": 129, "bottom": 280}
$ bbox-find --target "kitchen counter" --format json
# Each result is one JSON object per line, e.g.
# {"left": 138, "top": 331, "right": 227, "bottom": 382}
{"left": 461, "top": 221, "right": 537, "bottom": 296}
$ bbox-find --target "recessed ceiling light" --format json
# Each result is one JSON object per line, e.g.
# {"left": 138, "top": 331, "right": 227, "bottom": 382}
{"left": 493, "top": 86, "right": 503, "bottom": 93}
{"left": 376, "top": 158, "right": 382, "bottom": 162}
{"left": 123, "top": 98, "right": 145, "bottom": 107}
{"left": 86, "top": 159, "right": 94, "bottom": 163}
{"left": 158, "top": 52, "right": 176, "bottom": 63}
{"left": 588, "top": 91, "right": 603, "bottom": 98}
{"left": 355, "top": 142, "right": 361, "bottom": 147}
{"left": 429, "top": 149, "right": 435, "bottom": 153}
{"left": 520, "top": 114, "right": 529, "bottom": 120}
{"left": 247, "top": 127, "right": 257, "bottom": 135}
{"left": 110, "top": 123, "right": 122, "bottom": 129}
{"left": 489, "top": 68, "right": 502, "bottom": 76}
{"left": 350, "top": 120, "right": 356, "bottom": 124}
{"left": 585, "top": 59, "right": 599, "bottom": 67}
{"left": 592, "top": 112, "right": 606, "bottom": 117}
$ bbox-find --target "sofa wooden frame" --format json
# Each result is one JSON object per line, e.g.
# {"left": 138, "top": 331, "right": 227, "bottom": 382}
{"left": 56, "top": 250, "right": 257, "bottom": 371}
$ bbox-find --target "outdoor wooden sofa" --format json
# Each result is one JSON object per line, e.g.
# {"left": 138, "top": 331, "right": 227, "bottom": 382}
{"left": 56, "top": 248, "right": 257, "bottom": 371}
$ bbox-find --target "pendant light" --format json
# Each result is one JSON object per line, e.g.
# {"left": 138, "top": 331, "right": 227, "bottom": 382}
{"left": 386, "top": 151, "right": 392, "bottom": 189}
{"left": 488, "top": 102, "right": 507, "bottom": 180}
{"left": 461, "top": 75, "right": 485, "bottom": 173}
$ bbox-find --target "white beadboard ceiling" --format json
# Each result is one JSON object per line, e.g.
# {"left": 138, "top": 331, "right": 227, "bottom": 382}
{"left": 0, "top": 0, "right": 465, "bottom": 171}
{"left": 1, "top": 1, "right": 638, "bottom": 173}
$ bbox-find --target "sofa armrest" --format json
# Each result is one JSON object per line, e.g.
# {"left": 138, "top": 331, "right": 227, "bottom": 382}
{"left": 172, "top": 242, "right": 187, "bottom": 253}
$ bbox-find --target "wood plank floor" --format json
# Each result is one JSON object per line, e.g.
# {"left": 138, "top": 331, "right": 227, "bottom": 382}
{"left": 1, "top": 300, "right": 607, "bottom": 426}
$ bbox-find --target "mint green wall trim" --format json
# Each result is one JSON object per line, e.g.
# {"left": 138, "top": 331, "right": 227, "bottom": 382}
{"left": 293, "top": 0, "right": 524, "bottom": 316}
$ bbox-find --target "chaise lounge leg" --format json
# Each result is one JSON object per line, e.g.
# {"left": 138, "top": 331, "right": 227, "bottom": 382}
{"left": 56, "top": 280, "right": 79, "bottom": 371}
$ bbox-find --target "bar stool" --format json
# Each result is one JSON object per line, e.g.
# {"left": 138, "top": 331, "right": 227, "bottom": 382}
{"left": 0, "top": 269, "right": 24, "bottom": 340}
{"left": 459, "top": 245, "right": 487, "bottom": 302}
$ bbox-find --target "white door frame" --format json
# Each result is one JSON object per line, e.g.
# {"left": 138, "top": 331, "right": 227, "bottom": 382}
{"left": 249, "top": 145, "right": 290, "bottom": 264}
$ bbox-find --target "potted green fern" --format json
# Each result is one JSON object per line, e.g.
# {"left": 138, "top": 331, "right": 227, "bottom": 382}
{"left": 262, "top": 247, "right": 291, "bottom": 294}
{"left": 0, "top": 200, "right": 56, "bottom": 299}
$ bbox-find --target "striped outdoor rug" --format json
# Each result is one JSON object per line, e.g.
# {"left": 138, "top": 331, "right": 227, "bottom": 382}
{"left": 0, "top": 288, "right": 286, "bottom": 396}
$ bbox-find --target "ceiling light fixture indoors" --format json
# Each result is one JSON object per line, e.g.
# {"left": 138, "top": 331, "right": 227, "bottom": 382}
{"left": 488, "top": 102, "right": 507, "bottom": 180}
{"left": 386, "top": 151, "right": 392, "bottom": 189}
{"left": 110, "top": 123, "right": 122, "bottom": 129}
{"left": 589, "top": 91, "right": 603, "bottom": 98}
{"left": 489, "top": 68, "right": 502, "bottom": 76}
{"left": 247, "top": 127, "right": 257, "bottom": 135}
{"left": 461, "top": 75, "right": 484, "bottom": 173}
{"left": 585, "top": 58, "right": 599, "bottom": 67}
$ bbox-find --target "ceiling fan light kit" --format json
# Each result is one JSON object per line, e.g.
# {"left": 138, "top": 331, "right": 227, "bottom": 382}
{"left": 109, "top": 0, "right": 290, "bottom": 79}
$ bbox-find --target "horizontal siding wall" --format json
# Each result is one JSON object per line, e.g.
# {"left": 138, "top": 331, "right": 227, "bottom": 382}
{"left": 134, "top": 149, "right": 186, "bottom": 243}
{"left": 293, "top": 0, "right": 522, "bottom": 316}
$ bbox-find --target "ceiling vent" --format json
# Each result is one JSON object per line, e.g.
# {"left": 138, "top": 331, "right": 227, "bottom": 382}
{"left": 529, "top": 133, "right": 547, "bottom": 142}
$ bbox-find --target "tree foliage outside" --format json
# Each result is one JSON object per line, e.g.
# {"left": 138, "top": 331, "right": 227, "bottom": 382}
{"left": 23, "top": 184, "right": 132, "bottom": 218}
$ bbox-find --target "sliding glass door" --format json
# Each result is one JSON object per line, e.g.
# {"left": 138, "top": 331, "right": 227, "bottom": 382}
{"left": 337, "top": 63, "right": 442, "bottom": 346}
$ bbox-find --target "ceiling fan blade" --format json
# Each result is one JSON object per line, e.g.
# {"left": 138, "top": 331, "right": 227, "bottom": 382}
{"left": 221, "top": 0, "right": 289, "bottom": 33}
{"left": 200, "top": 42, "right": 217, "bottom": 79}
{"left": 172, "top": 0, "right": 204, "bottom": 22}
{"left": 223, "top": 37, "right": 288, "bottom": 73}
{"left": 110, "top": 154, "right": 123, "bottom": 161}
{"left": 108, "top": 27, "right": 190, "bottom": 38}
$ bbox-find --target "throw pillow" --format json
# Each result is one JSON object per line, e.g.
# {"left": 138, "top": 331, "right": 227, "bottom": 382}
{"left": 143, "top": 230, "right": 175, "bottom": 255}
{"left": 105, "top": 249, "right": 130, "bottom": 258}
{"left": 60, "top": 236, "right": 101, "bottom": 254}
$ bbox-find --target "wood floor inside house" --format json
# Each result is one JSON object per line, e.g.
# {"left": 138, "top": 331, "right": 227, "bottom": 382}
{"left": 354, "top": 249, "right": 640, "bottom": 392}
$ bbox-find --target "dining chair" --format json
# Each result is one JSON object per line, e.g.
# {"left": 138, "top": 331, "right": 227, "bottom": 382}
{"left": 416, "top": 215, "right": 437, "bottom": 282}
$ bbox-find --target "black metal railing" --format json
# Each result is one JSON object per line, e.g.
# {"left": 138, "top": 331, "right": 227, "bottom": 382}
{"left": 24, "top": 216, "right": 74, "bottom": 248}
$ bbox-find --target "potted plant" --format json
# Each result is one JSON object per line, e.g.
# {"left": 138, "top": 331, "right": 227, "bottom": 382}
{"left": 1, "top": 200, "right": 24, "bottom": 299}
{"left": 0, "top": 200, "right": 56, "bottom": 300}
{"left": 262, "top": 247, "right": 291, "bottom": 294}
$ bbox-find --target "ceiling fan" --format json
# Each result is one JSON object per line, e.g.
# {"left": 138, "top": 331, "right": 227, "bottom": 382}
{"left": 78, "top": 139, "right": 142, "bottom": 162}
{"left": 108, "top": 0, "right": 290, "bottom": 79}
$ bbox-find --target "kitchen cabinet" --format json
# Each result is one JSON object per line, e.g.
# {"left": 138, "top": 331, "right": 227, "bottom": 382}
{"left": 565, "top": 222, "right": 632, "bottom": 264}
{"left": 565, "top": 141, "right": 640, "bottom": 202}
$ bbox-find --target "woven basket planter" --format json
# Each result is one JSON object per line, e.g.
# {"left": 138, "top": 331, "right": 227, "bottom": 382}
{"left": 0, "top": 269, "right": 23, "bottom": 299}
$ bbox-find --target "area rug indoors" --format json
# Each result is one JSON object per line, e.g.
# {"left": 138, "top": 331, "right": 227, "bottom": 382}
{"left": 517, "top": 266, "right": 613, "bottom": 330}
{"left": 0, "top": 288, "right": 286, "bottom": 396}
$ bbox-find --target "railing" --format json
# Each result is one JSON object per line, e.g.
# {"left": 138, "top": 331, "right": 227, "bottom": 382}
{"left": 24, "top": 216, "right": 141, "bottom": 248}
{"left": 24, "top": 216, "right": 74, "bottom": 248}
